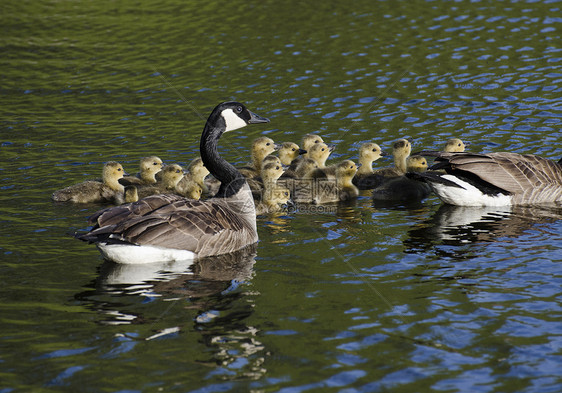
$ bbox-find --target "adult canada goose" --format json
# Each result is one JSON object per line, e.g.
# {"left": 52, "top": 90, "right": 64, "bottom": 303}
{"left": 238, "top": 136, "right": 280, "bottom": 179}
{"left": 120, "top": 156, "right": 163, "bottom": 186}
{"left": 278, "top": 142, "right": 306, "bottom": 166}
{"left": 75, "top": 102, "right": 270, "bottom": 263}
{"left": 52, "top": 161, "right": 126, "bottom": 204}
{"left": 175, "top": 157, "right": 210, "bottom": 197}
{"left": 134, "top": 164, "right": 185, "bottom": 199}
{"left": 353, "top": 138, "right": 411, "bottom": 190}
{"left": 372, "top": 156, "right": 431, "bottom": 202}
{"left": 407, "top": 152, "right": 562, "bottom": 206}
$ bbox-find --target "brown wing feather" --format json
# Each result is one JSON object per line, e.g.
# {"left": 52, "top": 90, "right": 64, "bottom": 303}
{"left": 84, "top": 193, "right": 256, "bottom": 255}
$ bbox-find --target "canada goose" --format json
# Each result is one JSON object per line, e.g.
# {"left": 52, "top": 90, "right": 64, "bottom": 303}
{"left": 238, "top": 136, "right": 280, "bottom": 178}
{"left": 372, "top": 156, "right": 431, "bottom": 202}
{"left": 355, "top": 142, "right": 387, "bottom": 177}
{"left": 124, "top": 185, "right": 139, "bottom": 203}
{"left": 443, "top": 138, "right": 467, "bottom": 153}
{"left": 302, "top": 134, "right": 324, "bottom": 152}
{"left": 134, "top": 164, "right": 184, "bottom": 199}
{"left": 176, "top": 157, "right": 210, "bottom": 197}
{"left": 120, "top": 156, "right": 163, "bottom": 186}
{"left": 278, "top": 142, "right": 306, "bottom": 165}
{"left": 277, "top": 157, "right": 319, "bottom": 200}
{"left": 52, "top": 161, "right": 126, "bottom": 204}
{"left": 282, "top": 134, "right": 324, "bottom": 176}
{"left": 312, "top": 160, "right": 359, "bottom": 204}
{"left": 353, "top": 138, "right": 411, "bottom": 190}
{"left": 247, "top": 161, "right": 285, "bottom": 199}
{"left": 75, "top": 101, "right": 270, "bottom": 263}
{"left": 407, "top": 152, "right": 562, "bottom": 206}
{"left": 255, "top": 187, "right": 291, "bottom": 215}
{"left": 406, "top": 156, "right": 428, "bottom": 173}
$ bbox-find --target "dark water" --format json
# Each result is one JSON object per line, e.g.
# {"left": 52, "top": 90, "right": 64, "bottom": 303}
{"left": 1, "top": 0, "right": 561, "bottom": 392}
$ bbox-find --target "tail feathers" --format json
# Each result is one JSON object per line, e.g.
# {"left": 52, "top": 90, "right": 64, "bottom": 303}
{"left": 406, "top": 171, "right": 466, "bottom": 189}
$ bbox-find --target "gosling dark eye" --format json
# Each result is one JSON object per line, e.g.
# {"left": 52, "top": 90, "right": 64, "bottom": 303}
{"left": 292, "top": 148, "right": 296, "bottom": 151}
{"left": 266, "top": 142, "right": 270, "bottom": 146}
{"left": 118, "top": 168, "right": 122, "bottom": 171}
{"left": 153, "top": 162, "right": 158, "bottom": 165}
{"left": 458, "top": 143, "right": 461, "bottom": 146}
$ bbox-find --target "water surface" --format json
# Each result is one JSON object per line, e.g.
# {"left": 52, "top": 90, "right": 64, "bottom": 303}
{"left": 1, "top": 0, "right": 561, "bottom": 392}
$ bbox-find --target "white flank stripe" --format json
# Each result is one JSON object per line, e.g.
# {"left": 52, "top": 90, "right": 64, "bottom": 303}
{"left": 97, "top": 243, "right": 196, "bottom": 264}
{"left": 431, "top": 175, "right": 513, "bottom": 206}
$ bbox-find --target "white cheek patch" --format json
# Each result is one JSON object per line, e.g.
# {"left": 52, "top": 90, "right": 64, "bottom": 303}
{"left": 222, "top": 108, "right": 248, "bottom": 132}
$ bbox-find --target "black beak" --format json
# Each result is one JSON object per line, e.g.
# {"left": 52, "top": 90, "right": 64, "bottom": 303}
{"left": 248, "top": 111, "right": 270, "bottom": 124}
{"left": 380, "top": 150, "right": 389, "bottom": 157}
{"left": 298, "top": 149, "right": 307, "bottom": 155}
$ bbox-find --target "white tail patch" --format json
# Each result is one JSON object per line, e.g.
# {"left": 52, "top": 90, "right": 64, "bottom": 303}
{"left": 431, "top": 175, "right": 513, "bottom": 206}
{"left": 97, "top": 243, "right": 195, "bottom": 264}
{"left": 221, "top": 108, "right": 248, "bottom": 132}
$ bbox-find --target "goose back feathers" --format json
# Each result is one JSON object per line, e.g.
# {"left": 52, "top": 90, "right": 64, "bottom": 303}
{"left": 409, "top": 152, "right": 562, "bottom": 206}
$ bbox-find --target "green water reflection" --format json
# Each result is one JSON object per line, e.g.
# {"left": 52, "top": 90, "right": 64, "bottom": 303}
{"left": 1, "top": 0, "right": 561, "bottom": 392}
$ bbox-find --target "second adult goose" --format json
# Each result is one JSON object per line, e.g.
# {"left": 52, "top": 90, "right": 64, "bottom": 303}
{"left": 407, "top": 152, "right": 562, "bottom": 206}
{"left": 76, "top": 102, "right": 270, "bottom": 263}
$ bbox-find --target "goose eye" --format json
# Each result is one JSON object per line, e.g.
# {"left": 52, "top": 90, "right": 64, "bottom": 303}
{"left": 292, "top": 148, "right": 295, "bottom": 151}
{"left": 276, "top": 166, "right": 280, "bottom": 170}
{"left": 321, "top": 148, "right": 325, "bottom": 151}
{"left": 117, "top": 168, "right": 122, "bottom": 171}
{"left": 266, "top": 142, "right": 270, "bottom": 146}
{"left": 458, "top": 143, "right": 461, "bottom": 146}
{"left": 236, "top": 105, "right": 243, "bottom": 113}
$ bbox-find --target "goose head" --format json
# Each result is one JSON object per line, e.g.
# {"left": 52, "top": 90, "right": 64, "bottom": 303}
{"left": 295, "top": 157, "right": 319, "bottom": 178}
{"left": 262, "top": 154, "right": 282, "bottom": 168}
{"left": 160, "top": 164, "right": 184, "bottom": 189}
{"left": 443, "top": 138, "right": 467, "bottom": 152}
{"left": 336, "top": 160, "right": 358, "bottom": 185}
{"left": 139, "top": 156, "right": 163, "bottom": 182}
{"left": 124, "top": 185, "right": 139, "bottom": 203}
{"left": 261, "top": 161, "right": 285, "bottom": 184}
{"left": 251, "top": 136, "right": 280, "bottom": 170}
{"left": 392, "top": 138, "right": 412, "bottom": 173}
{"left": 308, "top": 142, "right": 333, "bottom": 168}
{"left": 302, "top": 134, "right": 324, "bottom": 152}
{"left": 102, "top": 161, "right": 127, "bottom": 191}
{"left": 278, "top": 142, "right": 306, "bottom": 165}
{"left": 358, "top": 142, "right": 387, "bottom": 173}
{"left": 185, "top": 183, "right": 203, "bottom": 200}
{"left": 406, "top": 156, "right": 428, "bottom": 173}
{"left": 187, "top": 157, "right": 210, "bottom": 184}
{"left": 200, "top": 102, "right": 269, "bottom": 198}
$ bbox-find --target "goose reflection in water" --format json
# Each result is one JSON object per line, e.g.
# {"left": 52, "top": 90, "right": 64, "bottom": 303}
{"left": 74, "top": 245, "right": 265, "bottom": 378}
{"left": 75, "top": 245, "right": 257, "bottom": 323}
{"left": 405, "top": 204, "right": 562, "bottom": 255}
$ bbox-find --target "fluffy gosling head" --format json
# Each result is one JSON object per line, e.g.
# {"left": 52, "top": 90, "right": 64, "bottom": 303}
{"left": 406, "top": 156, "right": 428, "bottom": 173}
{"left": 103, "top": 161, "right": 127, "bottom": 190}
{"left": 278, "top": 142, "right": 306, "bottom": 165}
{"left": 302, "top": 134, "right": 324, "bottom": 152}
{"left": 443, "top": 138, "right": 466, "bottom": 152}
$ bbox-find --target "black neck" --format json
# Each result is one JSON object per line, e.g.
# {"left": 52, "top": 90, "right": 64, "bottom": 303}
{"left": 200, "top": 113, "right": 246, "bottom": 198}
